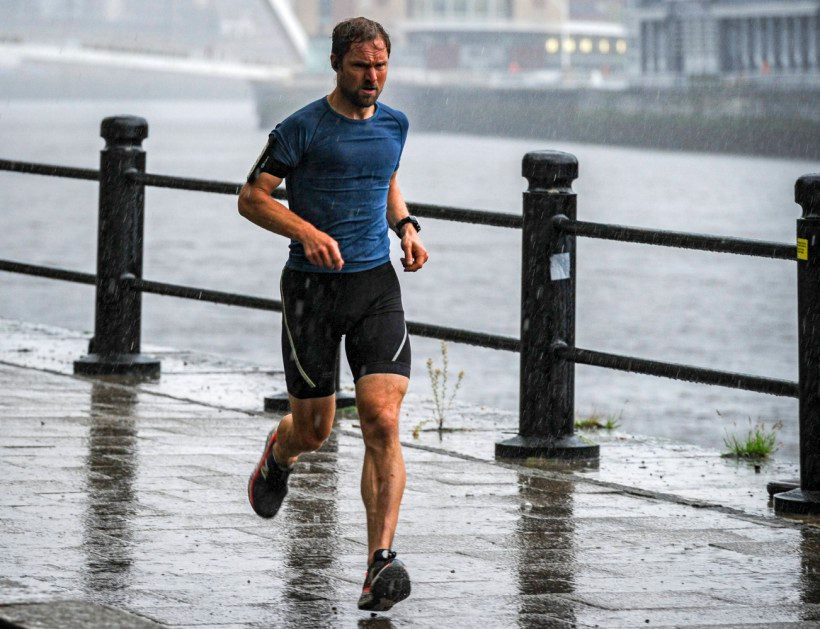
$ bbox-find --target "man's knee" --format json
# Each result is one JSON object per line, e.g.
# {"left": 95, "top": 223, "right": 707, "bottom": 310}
{"left": 298, "top": 425, "right": 332, "bottom": 451}
{"left": 355, "top": 374, "right": 406, "bottom": 447}
{"left": 360, "top": 406, "right": 400, "bottom": 446}
{"left": 291, "top": 398, "right": 335, "bottom": 451}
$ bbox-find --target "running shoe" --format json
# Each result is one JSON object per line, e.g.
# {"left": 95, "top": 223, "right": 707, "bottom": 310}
{"left": 357, "top": 549, "right": 411, "bottom": 611}
{"left": 248, "top": 429, "right": 292, "bottom": 518}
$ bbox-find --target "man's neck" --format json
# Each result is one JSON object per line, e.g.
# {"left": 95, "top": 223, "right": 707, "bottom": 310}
{"left": 327, "top": 89, "right": 375, "bottom": 120}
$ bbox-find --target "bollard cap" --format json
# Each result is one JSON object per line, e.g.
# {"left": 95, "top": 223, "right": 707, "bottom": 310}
{"left": 796, "top": 174, "right": 820, "bottom": 218}
{"left": 522, "top": 151, "right": 578, "bottom": 190}
{"left": 101, "top": 116, "right": 148, "bottom": 145}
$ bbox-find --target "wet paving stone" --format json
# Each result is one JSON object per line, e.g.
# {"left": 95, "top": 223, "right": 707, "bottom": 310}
{"left": 0, "top": 600, "right": 164, "bottom": 628}
{"left": 2, "top": 325, "right": 820, "bottom": 627}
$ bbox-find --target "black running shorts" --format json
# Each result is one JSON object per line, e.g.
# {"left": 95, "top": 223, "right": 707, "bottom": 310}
{"left": 280, "top": 262, "right": 411, "bottom": 399}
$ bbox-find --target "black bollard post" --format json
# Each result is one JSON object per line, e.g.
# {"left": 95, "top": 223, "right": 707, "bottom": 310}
{"left": 774, "top": 174, "right": 820, "bottom": 516}
{"left": 495, "top": 151, "right": 598, "bottom": 460}
{"left": 74, "top": 116, "right": 160, "bottom": 378}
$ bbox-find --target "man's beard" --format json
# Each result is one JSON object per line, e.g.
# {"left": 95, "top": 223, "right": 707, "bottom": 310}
{"left": 340, "top": 82, "right": 381, "bottom": 108}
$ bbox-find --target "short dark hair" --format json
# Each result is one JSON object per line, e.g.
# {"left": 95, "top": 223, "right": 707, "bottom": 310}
{"left": 331, "top": 17, "right": 391, "bottom": 70}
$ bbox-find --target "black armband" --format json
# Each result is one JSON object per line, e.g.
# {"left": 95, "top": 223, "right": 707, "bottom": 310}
{"left": 246, "top": 138, "right": 292, "bottom": 183}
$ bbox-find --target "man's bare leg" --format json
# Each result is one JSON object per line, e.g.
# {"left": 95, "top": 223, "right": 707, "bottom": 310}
{"left": 356, "top": 373, "right": 408, "bottom": 558}
{"left": 248, "top": 393, "right": 337, "bottom": 519}
{"left": 273, "top": 394, "right": 337, "bottom": 466}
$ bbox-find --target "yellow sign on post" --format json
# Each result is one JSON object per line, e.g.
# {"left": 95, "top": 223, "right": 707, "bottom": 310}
{"left": 798, "top": 238, "right": 809, "bottom": 261}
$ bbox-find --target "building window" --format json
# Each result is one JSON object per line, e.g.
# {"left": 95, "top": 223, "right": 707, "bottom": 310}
{"left": 409, "top": 0, "right": 517, "bottom": 21}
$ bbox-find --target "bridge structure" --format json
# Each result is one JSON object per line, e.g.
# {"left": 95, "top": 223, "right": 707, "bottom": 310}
{"left": 0, "top": 0, "right": 306, "bottom": 84}
{"left": 0, "top": 41, "right": 294, "bottom": 82}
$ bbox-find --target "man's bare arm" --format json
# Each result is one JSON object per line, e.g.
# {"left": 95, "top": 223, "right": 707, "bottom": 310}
{"left": 386, "top": 172, "right": 428, "bottom": 272}
{"left": 238, "top": 173, "right": 344, "bottom": 270}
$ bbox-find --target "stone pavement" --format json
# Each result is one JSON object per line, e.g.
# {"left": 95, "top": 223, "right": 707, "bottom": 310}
{"left": 1, "top": 319, "right": 820, "bottom": 628}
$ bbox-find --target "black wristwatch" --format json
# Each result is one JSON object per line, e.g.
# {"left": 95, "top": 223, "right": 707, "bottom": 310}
{"left": 394, "top": 216, "right": 420, "bottom": 237}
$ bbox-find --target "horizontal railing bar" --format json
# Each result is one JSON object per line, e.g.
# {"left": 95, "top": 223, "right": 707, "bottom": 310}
{"left": 0, "top": 158, "right": 99, "bottom": 181}
{"left": 555, "top": 344, "right": 798, "bottom": 398}
{"left": 0, "top": 259, "right": 96, "bottom": 285}
{"left": 126, "top": 170, "right": 288, "bottom": 200}
{"left": 0, "top": 263, "right": 519, "bottom": 351}
{"left": 128, "top": 170, "right": 518, "bottom": 227}
{"left": 125, "top": 277, "right": 283, "bottom": 311}
{"left": 406, "top": 322, "right": 520, "bottom": 352}
{"left": 407, "top": 203, "right": 522, "bottom": 228}
{"left": 556, "top": 217, "right": 796, "bottom": 260}
{"left": 0, "top": 158, "right": 522, "bottom": 228}
{"left": 124, "top": 277, "right": 518, "bottom": 351}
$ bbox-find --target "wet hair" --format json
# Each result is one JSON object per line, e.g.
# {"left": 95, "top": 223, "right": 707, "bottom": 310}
{"left": 331, "top": 17, "right": 391, "bottom": 71}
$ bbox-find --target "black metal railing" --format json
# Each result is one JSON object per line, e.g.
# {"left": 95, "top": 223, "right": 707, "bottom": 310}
{"left": 0, "top": 158, "right": 100, "bottom": 181}
{"left": 553, "top": 344, "right": 798, "bottom": 398}
{"left": 555, "top": 216, "right": 797, "bottom": 260}
{"left": 0, "top": 260, "right": 97, "bottom": 286}
{"left": 1, "top": 115, "right": 818, "bottom": 516}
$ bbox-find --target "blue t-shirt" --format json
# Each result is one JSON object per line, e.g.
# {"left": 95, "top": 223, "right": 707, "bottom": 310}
{"left": 264, "top": 97, "right": 409, "bottom": 273}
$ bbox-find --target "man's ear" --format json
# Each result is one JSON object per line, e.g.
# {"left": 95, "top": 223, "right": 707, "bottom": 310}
{"left": 330, "top": 54, "right": 339, "bottom": 71}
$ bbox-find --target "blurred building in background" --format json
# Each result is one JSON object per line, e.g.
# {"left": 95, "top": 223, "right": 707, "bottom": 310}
{"left": 293, "top": 0, "right": 562, "bottom": 35}
{"left": 292, "top": 0, "right": 629, "bottom": 86}
{"left": 3, "top": 0, "right": 817, "bottom": 88}
{"left": 629, "top": 0, "right": 820, "bottom": 86}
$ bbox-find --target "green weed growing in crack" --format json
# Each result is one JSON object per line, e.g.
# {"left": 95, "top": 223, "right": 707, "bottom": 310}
{"left": 721, "top": 416, "right": 782, "bottom": 460}
{"left": 575, "top": 408, "right": 622, "bottom": 431}
{"left": 413, "top": 341, "right": 465, "bottom": 438}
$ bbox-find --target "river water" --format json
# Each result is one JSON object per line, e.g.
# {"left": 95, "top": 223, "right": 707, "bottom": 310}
{"left": 0, "top": 98, "right": 812, "bottom": 462}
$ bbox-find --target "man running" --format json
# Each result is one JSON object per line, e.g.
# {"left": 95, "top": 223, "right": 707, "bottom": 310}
{"left": 238, "top": 17, "right": 428, "bottom": 612}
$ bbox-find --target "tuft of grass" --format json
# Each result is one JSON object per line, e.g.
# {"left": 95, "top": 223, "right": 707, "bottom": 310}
{"left": 721, "top": 420, "right": 782, "bottom": 460}
{"left": 413, "top": 341, "right": 465, "bottom": 438}
{"left": 575, "top": 410, "right": 621, "bottom": 431}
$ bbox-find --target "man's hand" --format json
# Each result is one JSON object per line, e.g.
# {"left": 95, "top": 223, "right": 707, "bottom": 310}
{"left": 400, "top": 226, "right": 428, "bottom": 272}
{"left": 386, "top": 173, "right": 427, "bottom": 272}
{"left": 302, "top": 226, "right": 345, "bottom": 271}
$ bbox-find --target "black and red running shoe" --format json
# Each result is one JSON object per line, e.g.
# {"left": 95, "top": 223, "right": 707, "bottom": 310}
{"left": 248, "top": 429, "right": 292, "bottom": 518}
{"left": 357, "top": 549, "right": 411, "bottom": 611}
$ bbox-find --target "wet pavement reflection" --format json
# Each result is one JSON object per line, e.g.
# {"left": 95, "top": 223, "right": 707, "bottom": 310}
{"left": 82, "top": 383, "right": 138, "bottom": 597}
{"left": 802, "top": 527, "right": 820, "bottom": 614}
{"left": 281, "top": 431, "right": 341, "bottom": 623}
{"left": 515, "top": 474, "right": 576, "bottom": 626}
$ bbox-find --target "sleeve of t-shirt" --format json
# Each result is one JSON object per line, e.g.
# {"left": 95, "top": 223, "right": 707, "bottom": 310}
{"left": 245, "top": 115, "right": 306, "bottom": 182}
{"left": 393, "top": 111, "right": 410, "bottom": 173}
